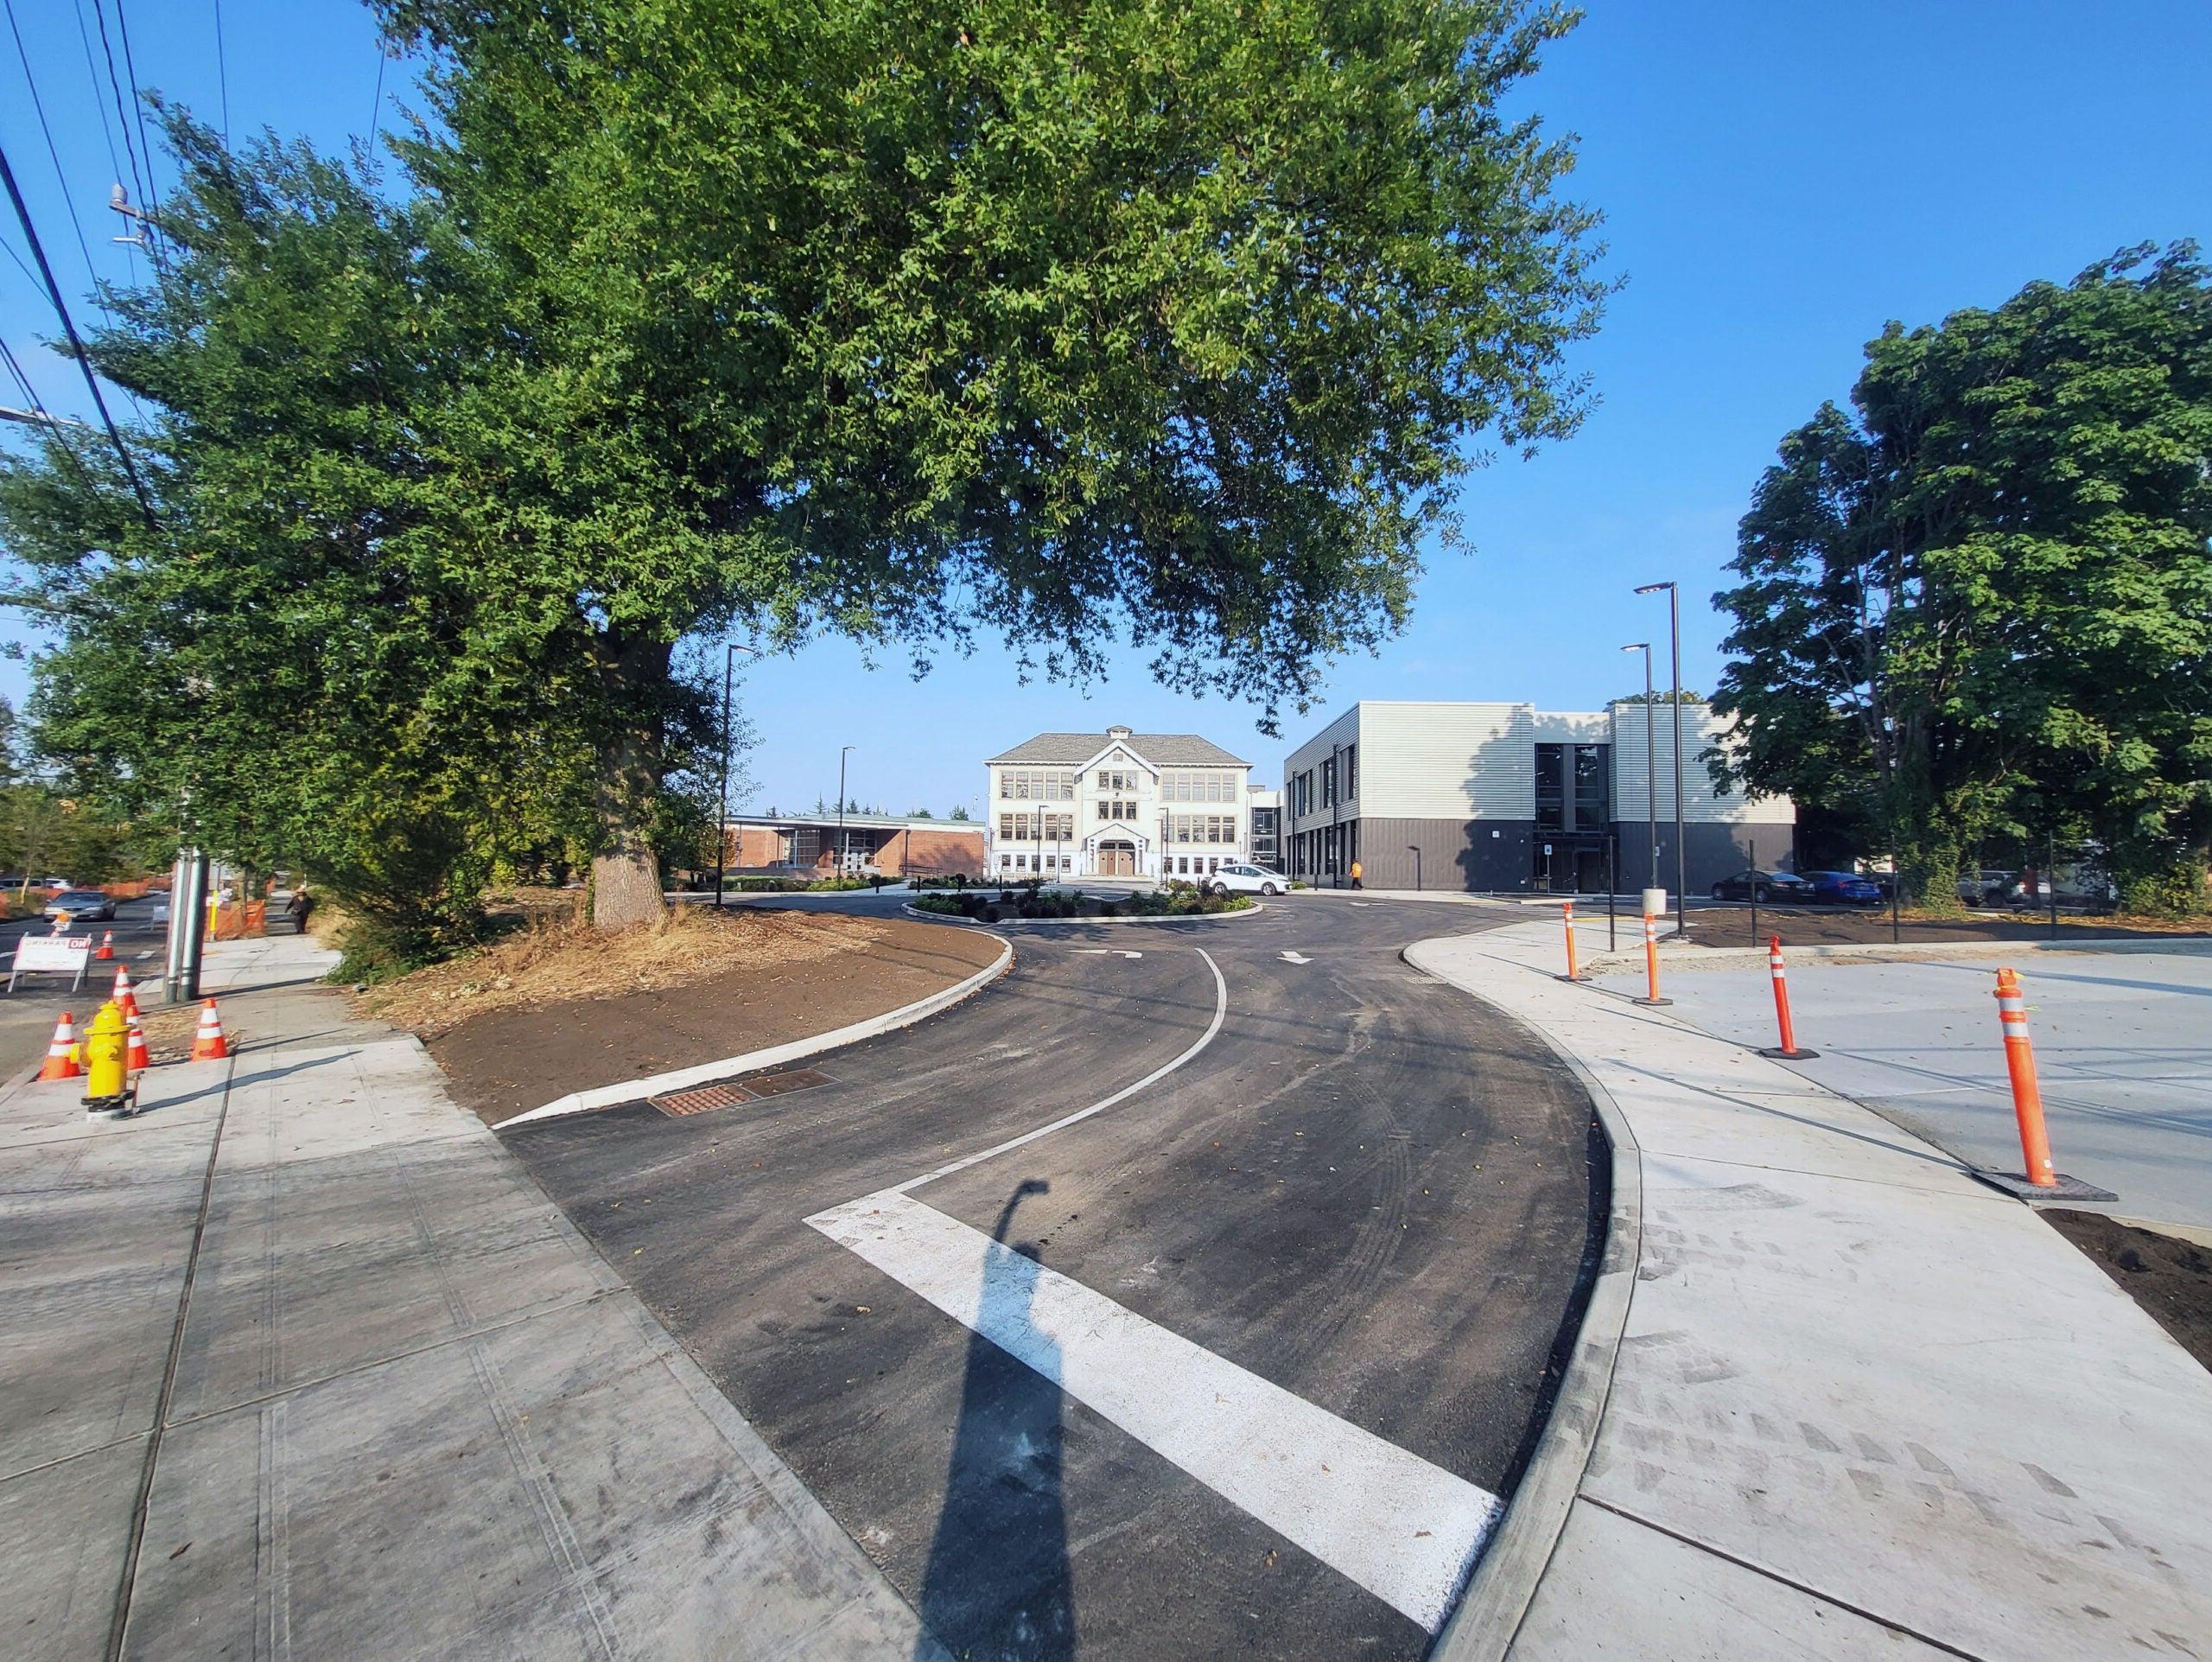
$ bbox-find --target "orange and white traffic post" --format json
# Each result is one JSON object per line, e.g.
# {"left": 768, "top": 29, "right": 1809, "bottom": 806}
{"left": 1558, "top": 900, "right": 1586, "bottom": 982}
{"left": 38, "top": 1011, "right": 82, "bottom": 1081}
{"left": 1757, "top": 936, "right": 1819, "bottom": 1059}
{"left": 1993, "top": 967, "right": 2055, "bottom": 1188}
{"left": 189, "top": 998, "right": 231, "bottom": 1062}
{"left": 1972, "top": 966, "right": 2114, "bottom": 1202}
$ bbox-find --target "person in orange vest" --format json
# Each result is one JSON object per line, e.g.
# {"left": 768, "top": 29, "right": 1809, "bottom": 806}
{"left": 1349, "top": 858, "right": 1363, "bottom": 890}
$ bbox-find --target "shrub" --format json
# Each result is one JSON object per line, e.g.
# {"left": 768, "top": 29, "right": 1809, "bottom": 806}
{"left": 982, "top": 904, "right": 1001, "bottom": 923}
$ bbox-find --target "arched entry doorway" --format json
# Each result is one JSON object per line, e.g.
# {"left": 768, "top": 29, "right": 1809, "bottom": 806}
{"left": 1097, "top": 839, "right": 1136, "bottom": 876}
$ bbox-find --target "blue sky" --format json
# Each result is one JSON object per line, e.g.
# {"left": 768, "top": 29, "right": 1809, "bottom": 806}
{"left": 4, "top": 2, "right": 2208, "bottom": 815}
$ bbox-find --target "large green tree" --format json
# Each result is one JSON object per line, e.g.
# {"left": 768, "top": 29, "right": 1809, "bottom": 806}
{"left": 376, "top": 0, "right": 1608, "bottom": 926}
{"left": 1712, "top": 243, "right": 2212, "bottom": 909}
{"left": 6, "top": 0, "right": 1606, "bottom": 941}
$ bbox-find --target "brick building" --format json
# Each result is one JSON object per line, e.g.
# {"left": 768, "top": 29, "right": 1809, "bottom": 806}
{"left": 722, "top": 812, "right": 985, "bottom": 880}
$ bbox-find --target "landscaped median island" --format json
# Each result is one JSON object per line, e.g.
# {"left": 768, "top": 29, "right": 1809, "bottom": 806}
{"left": 353, "top": 904, "right": 1004, "bottom": 1125}
{"left": 910, "top": 881, "right": 1255, "bottom": 923}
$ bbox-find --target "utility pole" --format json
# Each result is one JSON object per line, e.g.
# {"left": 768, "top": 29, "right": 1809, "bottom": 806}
{"left": 713, "top": 641, "right": 757, "bottom": 908}
{"left": 1636, "top": 582, "right": 1688, "bottom": 939}
{"left": 1620, "top": 642, "right": 1656, "bottom": 889}
{"left": 837, "top": 746, "right": 855, "bottom": 876}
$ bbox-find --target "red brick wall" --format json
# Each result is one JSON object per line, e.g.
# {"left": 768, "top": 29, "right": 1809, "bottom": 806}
{"left": 874, "top": 827, "right": 984, "bottom": 879}
{"left": 728, "top": 827, "right": 785, "bottom": 868}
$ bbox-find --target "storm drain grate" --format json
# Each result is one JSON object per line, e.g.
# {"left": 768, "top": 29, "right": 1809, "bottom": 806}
{"left": 647, "top": 1067, "right": 836, "bottom": 1118}
{"left": 651, "top": 1082, "right": 759, "bottom": 1118}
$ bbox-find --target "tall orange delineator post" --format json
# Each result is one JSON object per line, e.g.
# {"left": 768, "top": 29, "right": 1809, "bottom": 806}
{"left": 1994, "top": 967, "right": 2055, "bottom": 1188}
{"left": 1558, "top": 901, "right": 1586, "bottom": 982}
{"left": 1632, "top": 908, "right": 1671, "bottom": 1006}
{"left": 1967, "top": 967, "right": 2114, "bottom": 1202}
{"left": 1757, "top": 937, "right": 1819, "bottom": 1059}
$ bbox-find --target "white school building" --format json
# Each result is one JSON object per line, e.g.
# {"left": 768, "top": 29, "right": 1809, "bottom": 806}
{"left": 984, "top": 726, "right": 1255, "bottom": 880}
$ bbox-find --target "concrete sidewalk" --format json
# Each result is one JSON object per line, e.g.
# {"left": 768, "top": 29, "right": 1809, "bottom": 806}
{"left": 1413, "top": 920, "right": 2212, "bottom": 1661}
{"left": 1592, "top": 949, "right": 2212, "bottom": 1233}
{"left": 3, "top": 933, "right": 942, "bottom": 1660}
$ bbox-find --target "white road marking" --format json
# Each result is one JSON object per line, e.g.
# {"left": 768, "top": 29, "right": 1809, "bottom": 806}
{"left": 887, "top": 947, "right": 1228, "bottom": 1196}
{"left": 1077, "top": 949, "right": 1143, "bottom": 959}
{"left": 1349, "top": 901, "right": 1380, "bottom": 907}
{"left": 806, "top": 1190, "right": 1500, "bottom": 1632}
{"left": 1280, "top": 950, "right": 1313, "bottom": 965}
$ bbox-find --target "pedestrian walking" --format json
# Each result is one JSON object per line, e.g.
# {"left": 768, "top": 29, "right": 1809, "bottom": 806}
{"left": 1349, "top": 859, "right": 1363, "bottom": 890}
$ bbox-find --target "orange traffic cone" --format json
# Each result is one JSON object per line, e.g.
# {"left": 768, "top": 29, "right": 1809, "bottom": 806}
{"left": 94, "top": 930, "right": 115, "bottom": 961}
{"left": 189, "top": 999, "right": 231, "bottom": 1062}
{"left": 38, "top": 1012, "right": 81, "bottom": 1080}
{"left": 124, "top": 1013, "right": 151, "bottom": 1073}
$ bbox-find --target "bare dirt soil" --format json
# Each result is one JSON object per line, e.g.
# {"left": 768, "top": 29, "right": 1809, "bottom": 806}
{"left": 1681, "top": 905, "right": 2211, "bottom": 950}
{"left": 372, "top": 907, "right": 1004, "bottom": 1125}
{"left": 2044, "top": 1210, "right": 2212, "bottom": 1373}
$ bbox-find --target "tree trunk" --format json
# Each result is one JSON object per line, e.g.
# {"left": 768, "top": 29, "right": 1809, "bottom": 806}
{"left": 590, "top": 633, "right": 672, "bottom": 933}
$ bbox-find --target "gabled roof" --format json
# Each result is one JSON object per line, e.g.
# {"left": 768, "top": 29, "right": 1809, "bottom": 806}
{"left": 988, "top": 730, "right": 1249, "bottom": 767}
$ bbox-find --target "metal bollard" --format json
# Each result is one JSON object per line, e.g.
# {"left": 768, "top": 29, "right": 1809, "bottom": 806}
{"left": 1757, "top": 936, "right": 1819, "bottom": 1059}
{"left": 1633, "top": 911, "right": 1671, "bottom": 1006}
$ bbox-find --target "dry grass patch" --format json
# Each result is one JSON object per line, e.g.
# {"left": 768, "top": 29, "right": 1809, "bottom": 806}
{"left": 356, "top": 905, "right": 897, "bottom": 1040}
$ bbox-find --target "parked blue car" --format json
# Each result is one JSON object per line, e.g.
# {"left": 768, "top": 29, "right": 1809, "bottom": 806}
{"left": 1801, "top": 869, "right": 1885, "bottom": 906}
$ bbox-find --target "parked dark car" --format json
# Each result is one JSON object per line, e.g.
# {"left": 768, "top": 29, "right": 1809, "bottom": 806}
{"left": 1708, "top": 869, "right": 1814, "bottom": 903}
{"left": 1801, "top": 870, "right": 1884, "bottom": 906}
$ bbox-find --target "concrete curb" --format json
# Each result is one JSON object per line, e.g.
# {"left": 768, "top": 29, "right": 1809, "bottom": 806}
{"left": 899, "top": 900, "right": 1265, "bottom": 927}
{"left": 1579, "top": 932, "right": 2212, "bottom": 976}
{"left": 1406, "top": 939, "right": 1643, "bottom": 1662}
{"left": 493, "top": 934, "right": 1014, "bottom": 1129}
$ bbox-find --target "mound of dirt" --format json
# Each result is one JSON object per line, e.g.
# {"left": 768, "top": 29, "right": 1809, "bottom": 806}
{"left": 369, "top": 907, "right": 1005, "bottom": 1125}
{"left": 358, "top": 906, "right": 909, "bottom": 1040}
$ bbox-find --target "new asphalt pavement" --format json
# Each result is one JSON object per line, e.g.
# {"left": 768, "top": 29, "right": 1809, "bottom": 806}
{"left": 500, "top": 895, "right": 1600, "bottom": 1661}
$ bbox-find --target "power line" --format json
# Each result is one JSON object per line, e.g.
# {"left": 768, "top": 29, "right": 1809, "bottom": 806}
{"left": 86, "top": 0, "right": 151, "bottom": 261}
{"left": 111, "top": 0, "right": 162, "bottom": 234}
{"left": 0, "top": 140, "right": 156, "bottom": 528}
{"left": 368, "top": 43, "right": 387, "bottom": 150}
{"left": 212, "top": 0, "right": 228, "bottom": 148}
{"left": 0, "top": 332, "right": 99, "bottom": 492}
{"left": 71, "top": 1, "right": 125, "bottom": 192}
{"left": 4, "top": 0, "right": 120, "bottom": 322}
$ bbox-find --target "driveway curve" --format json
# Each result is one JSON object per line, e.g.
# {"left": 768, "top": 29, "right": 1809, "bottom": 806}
{"left": 500, "top": 894, "right": 1599, "bottom": 1660}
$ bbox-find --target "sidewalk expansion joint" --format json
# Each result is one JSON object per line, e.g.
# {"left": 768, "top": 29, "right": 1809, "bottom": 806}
{"left": 1579, "top": 1494, "right": 1991, "bottom": 1662}
{"left": 1638, "top": 1146, "right": 2012, "bottom": 1204}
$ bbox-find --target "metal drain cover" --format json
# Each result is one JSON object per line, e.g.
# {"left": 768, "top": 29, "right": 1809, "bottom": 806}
{"left": 651, "top": 1082, "right": 759, "bottom": 1118}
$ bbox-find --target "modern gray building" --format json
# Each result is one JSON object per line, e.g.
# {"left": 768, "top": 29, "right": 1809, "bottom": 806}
{"left": 1281, "top": 700, "right": 1795, "bottom": 895}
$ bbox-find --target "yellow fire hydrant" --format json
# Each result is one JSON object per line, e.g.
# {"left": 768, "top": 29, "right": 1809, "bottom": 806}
{"left": 81, "top": 1000, "right": 134, "bottom": 1119}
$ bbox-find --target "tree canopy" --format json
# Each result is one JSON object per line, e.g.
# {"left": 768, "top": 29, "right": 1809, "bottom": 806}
{"left": 4, "top": 0, "right": 1607, "bottom": 943}
{"left": 1712, "top": 243, "right": 2212, "bottom": 911}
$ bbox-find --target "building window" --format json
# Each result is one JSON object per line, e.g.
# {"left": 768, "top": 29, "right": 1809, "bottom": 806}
{"left": 1535, "top": 743, "right": 1566, "bottom": 832}
{"left": 1097, "top": 799, "right": 1136, "bottom": 822}
{"left": 1343, "top": 744, "right": 1357, "bottom": 801}
{"left": 1573, "top": 745, "right": 1610, "bottom": 831}
{"left": 1320, "top": 758, "right": 1336, "bottom": 807}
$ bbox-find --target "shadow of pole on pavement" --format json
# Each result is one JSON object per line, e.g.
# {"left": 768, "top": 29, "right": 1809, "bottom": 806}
{"left": 916, "top": 1177, "right": 1073, "bottom": 1662}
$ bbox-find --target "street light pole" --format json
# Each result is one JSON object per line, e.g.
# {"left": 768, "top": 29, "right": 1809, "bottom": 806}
{"left": 1635, "top": 582, "right": 1688, "bottom": 939}
{"left": 1620, "top": 642, "right": 1656, "bottom": 889}
{"left": 837, "top": 745, "right": 855, "bottom": 876}
{"left": 714, "top": 641, "right": 758, "bottom": 909}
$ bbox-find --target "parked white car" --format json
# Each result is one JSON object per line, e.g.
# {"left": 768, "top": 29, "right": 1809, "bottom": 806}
{"left": 1205, "top": 862, "right": 1288, "bottom": 897}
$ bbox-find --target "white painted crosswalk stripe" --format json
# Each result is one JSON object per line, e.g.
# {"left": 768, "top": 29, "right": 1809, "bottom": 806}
{"left": 805, "top": 1189, "right": 1501, "bottom": 1632}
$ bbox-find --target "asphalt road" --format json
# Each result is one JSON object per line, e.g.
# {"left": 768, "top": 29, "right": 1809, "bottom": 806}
{"left": 501, "top": 895, "right": 1600, "bottom": 1660}
{"left": 0, "top": 896, "right": 169, "bottom": 1072}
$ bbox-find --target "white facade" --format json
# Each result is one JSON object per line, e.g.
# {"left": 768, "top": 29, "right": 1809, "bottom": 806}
{"left": 985, "top": 725, "right": 1253, "bottom": 880}
{"left": 1281, "top": 699, "right": 1793, "bottom": 892}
